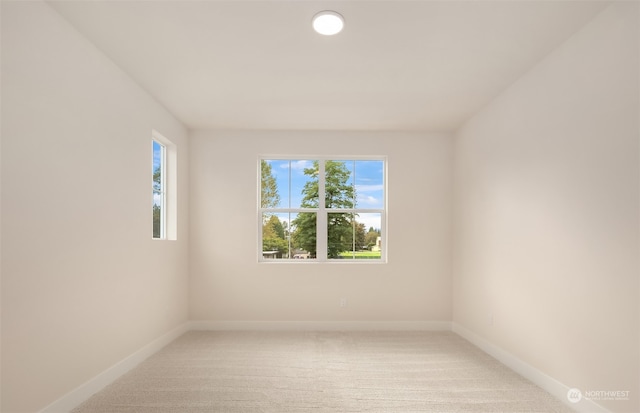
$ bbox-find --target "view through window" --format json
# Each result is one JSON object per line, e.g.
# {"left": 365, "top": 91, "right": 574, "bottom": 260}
{"left": 152, "top": 140, "right": 166, "bottom": 239}
{"left": 260, "top": 158, "right": 386, "bottom": 262}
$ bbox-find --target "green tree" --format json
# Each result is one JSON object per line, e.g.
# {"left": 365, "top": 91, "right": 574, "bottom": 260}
{"left": 324, "top": 161, "right": 354, "bottom": 209}
{"left": 291, "top": 213, "right": 316, "bottom": 257}
{"left": 153, "top": 204, "right": 161, "bottom": 238}
{"left": 261, "top": 160, "right": 280, "bottom": 209}
{"left": 365, "top": 226, "right": 381, "bottom": 249}
{"left": 263, "top": 237, "right": 288, "bottom": 255}
{"left": 354, "top": 221, "right": 366, "bottom": 250}
{"left": 292, "top": 161, "right": 355, "bottom": 258}
{"left": 264, "top": 215, "right": 285, "bottom": 239}
{"left": 153, "top": 166, "right": 162, "bottom": 238}
{"left": 263, "top": 215, "right": 288, "bottom": 256}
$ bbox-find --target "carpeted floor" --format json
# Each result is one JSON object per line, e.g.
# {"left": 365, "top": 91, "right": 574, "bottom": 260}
{"left": 72, "top": 331, "right": 575, "bottom": 413}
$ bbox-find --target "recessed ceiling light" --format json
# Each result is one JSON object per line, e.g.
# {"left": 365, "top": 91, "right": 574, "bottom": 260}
{"left": 312, "top": 11, "right": 344, "bottom": 36}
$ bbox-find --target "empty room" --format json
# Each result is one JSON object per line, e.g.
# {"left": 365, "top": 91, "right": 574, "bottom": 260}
{"left": 1, "top": 1, "right": 638, "bottom": 412}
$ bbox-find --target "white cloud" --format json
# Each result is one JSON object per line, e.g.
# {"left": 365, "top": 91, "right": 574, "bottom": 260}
{"left": 357, "top": 195, "right": 380, "bottom": 206}
{"left": 289, "top": 160, "right": 313, "bottom": 170}
{"left": 356, "top": 184, "right": 384, "bottom": 192}
{"left": 356, "top": 213, "right": 382, "bottom": 232}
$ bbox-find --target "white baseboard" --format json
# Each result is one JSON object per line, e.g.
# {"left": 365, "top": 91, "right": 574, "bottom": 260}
{"left": 188, "top": 320, "right": 452, "bottom": 331}
{"left": 452, "top": 323, "right": 610, "bottom": 413}
{"left": 39, "top": 322, "right": 191, "bottom": 413}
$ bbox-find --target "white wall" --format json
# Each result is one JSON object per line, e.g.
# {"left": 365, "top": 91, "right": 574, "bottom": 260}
{"left": 1, "top": 2, "right": 189, "bottom": 412}
{"left": 189, "top": 130, "right": 452, "bottom": 325}
{"left": 453, "top": 2, "right": 639, "bottom": 413}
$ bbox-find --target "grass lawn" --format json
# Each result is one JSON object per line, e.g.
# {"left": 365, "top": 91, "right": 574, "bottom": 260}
{"left": 338, "top": 251, "right": 381, "bottom": 259}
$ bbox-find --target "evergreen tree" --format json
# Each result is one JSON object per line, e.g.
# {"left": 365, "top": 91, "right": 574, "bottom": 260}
{"left": 292, "top": 161, "right": 354, "bottom": 258}
{"left": 260, "top": 160, "right": 280, "bottom": 209}
{"left": 263, "top": 215, "right": 288, "bottom": 255}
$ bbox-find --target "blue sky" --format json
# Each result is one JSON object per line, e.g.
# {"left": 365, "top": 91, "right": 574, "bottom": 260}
{"left": 152, "top": 141, "right": 163, "bottom": 174}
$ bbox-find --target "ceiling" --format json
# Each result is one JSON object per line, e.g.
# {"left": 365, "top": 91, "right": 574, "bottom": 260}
{"left": 48, "top": 0, "right": 610, "bottom": 132}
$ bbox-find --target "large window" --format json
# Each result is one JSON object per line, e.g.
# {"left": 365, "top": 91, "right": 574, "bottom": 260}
{"left": 259, "top": 157, "right": 386, "bottom": 262}
{"left": 152, "top": 130, "right": 177, "bottom": 240}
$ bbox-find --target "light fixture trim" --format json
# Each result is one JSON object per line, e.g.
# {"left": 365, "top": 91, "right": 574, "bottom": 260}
{"left": 312, "top": 10, "right": 344, "bottom": 35}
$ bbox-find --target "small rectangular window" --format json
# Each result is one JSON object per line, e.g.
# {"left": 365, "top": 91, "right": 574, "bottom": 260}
{"left": 152, "top": 140, "right": 166, "bottom": 239}
{"left": 152, "top": 130, "right": 177, "bottom": 240}
{"left": 259, "top": 157, "right": 386, "bottom": 262}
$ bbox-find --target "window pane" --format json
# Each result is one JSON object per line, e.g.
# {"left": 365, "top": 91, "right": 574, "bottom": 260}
{"left": 326, "top": 160, "right": 355, "bottom": 209}
{"left": 329, "top": 212, "right": 382, "bottom": 260}
{"left": 291, "top": 160, "right": 317, "bottom": 209}
{"left": 354, "top": 160, "right": 384, "bottom": 209}
{"left": 153, "top": 141, "right": 164, "bottom": 192}
{"left": 261, "top": 160, "right": 287, "bottom": 208}
{"left": 327, "top": 212, "right": 354, "bottom": 258}
{"left": 153, "top": 192, "right": 163, "bottom": 239}
{"left": 262, "top": 159, "right": 317, "bottom": 209}
{"left": 358, "top": 213, "right": 382, "bottom": 259}
{"left": 262, "top": 212, "right": 291, "bottom": 259}
{"left": 291, "top": 212, "right": 317, "bottom": 259}
{"left": 262, "top": 212, "right": 317, "bottom": 259}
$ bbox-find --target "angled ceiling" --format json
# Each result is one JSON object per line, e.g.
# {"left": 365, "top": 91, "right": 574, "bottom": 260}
{"left": 48, "top": 0, "right": 610, "bottom": 131}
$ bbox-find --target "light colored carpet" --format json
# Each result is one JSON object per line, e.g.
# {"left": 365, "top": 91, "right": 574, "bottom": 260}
{"left": 72, "top": 331, "right": 574, "bottom": 413}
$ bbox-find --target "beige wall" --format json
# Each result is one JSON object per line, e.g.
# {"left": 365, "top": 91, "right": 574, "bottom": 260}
{"left": 452, "top": 2, "right": 639, "bottom": 413}
{"left": 189, "top": 130, "right": 452, "bottom": 324}
{"left": 1, "top": 2, "right": 189, "bottom": 412}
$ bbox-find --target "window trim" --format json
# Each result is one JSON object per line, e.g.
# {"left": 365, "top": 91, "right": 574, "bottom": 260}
{"left": 258, "top": 156, "right": 387, "bottom": 263}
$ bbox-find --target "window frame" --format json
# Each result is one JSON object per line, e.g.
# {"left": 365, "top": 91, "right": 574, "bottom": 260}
{"left": 152, "top": 139, "right": 167, "bottom": 239}
{"left": 258, "top": 156, "right": 387, "bottom": 263}
{"left": 152, "top": 130, "right": 177, "bottom": 241}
